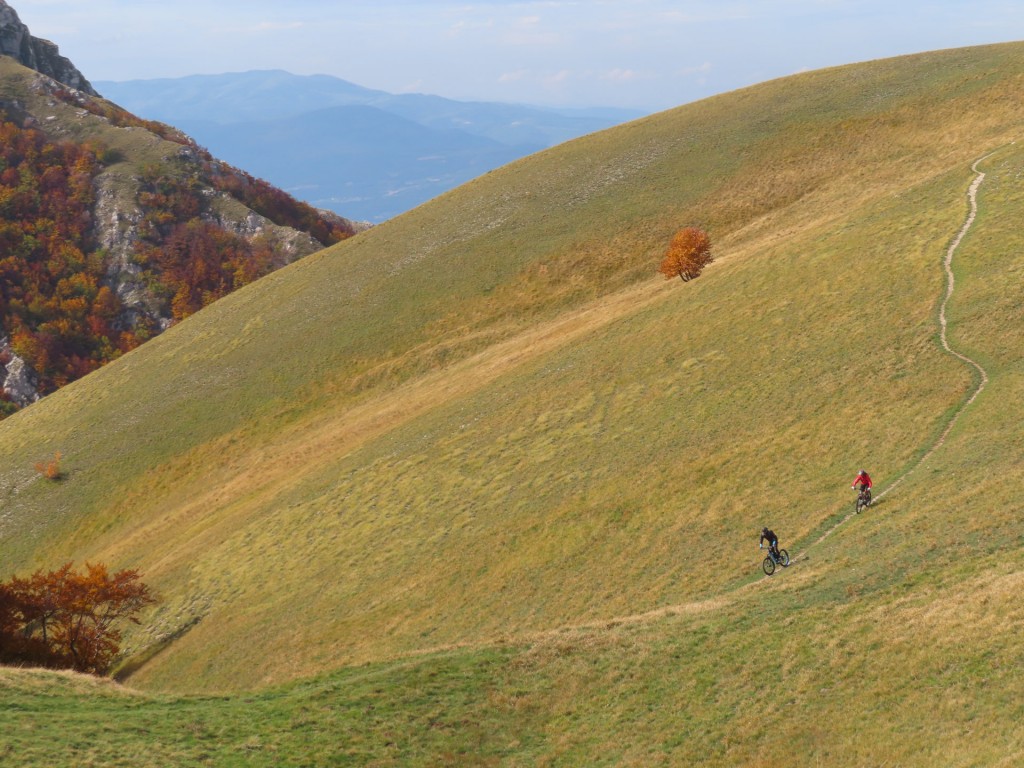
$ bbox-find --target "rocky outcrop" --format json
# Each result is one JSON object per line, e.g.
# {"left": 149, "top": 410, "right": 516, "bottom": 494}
{"left": 204, "top": 196, "right": 323, "bottom": 265}
{"left": 0, "top": 338, "right": 40, "bottom": 408}
{"left": 0, "top": 5, "right": 360, "bottom": 413}
{"left": 0, "top": 1, "right": 97, "bottom": 95}
{"left": 321, "top": 208, "right": 372, "bottom": 235}
{"left": 92, "top": 174, "right": 173, "bottom": 333}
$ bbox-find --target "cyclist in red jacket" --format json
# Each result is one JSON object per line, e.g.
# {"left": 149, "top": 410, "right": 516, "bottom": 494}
{"left": 851, "top": 469, "right": 872, "bottom": 491}
{"left": 851, "top": 469, "right": 872, "bottom": 506}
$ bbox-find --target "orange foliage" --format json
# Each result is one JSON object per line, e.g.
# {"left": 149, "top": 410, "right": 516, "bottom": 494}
{"left": 0, "top": 563, "right": 156, "bottom": 674}
{"left": 208, "top": 166, "right": 354, "bottom": 246}
{"left": 0, "top": 111, "right": 142, "bottom": 395}
{"left": 659, "top": 226, "right": 714, "bottom": 282}
{"left": 0, "top": 97, "right": 354, "bottom": 417}
{"left": 132, "top": 174, "right": 278, "bottom": 322}
{"left": 34, "top": 450, "right": 62, "bottom": 480}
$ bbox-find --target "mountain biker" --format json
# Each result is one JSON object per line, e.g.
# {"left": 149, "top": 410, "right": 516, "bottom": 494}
{"left": 851, "top": 469, "right": 873, "bottom": 504}
{"left": 759, "top": 527, "right": 780, "bottom": 559}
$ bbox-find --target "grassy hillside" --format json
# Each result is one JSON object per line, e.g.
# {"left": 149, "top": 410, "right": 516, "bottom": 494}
{"left": 1, "top": 42, "right": 1024, "bottom": 764}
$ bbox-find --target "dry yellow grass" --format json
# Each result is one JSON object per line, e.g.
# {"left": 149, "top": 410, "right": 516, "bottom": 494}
{"left": 0, "top": 50, "right": 1022, "bottom": 768}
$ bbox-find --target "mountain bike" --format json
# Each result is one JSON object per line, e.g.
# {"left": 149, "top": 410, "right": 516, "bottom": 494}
{"left": 855, "top": 487, "right": 872, "bottom": 514}
{"left": 761, "top": 546, "right": 790, "bottom": 576}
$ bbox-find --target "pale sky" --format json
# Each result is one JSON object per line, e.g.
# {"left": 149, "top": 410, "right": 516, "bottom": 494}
{"left": 12, "top": 0, "right": 1024, "bottom": 111}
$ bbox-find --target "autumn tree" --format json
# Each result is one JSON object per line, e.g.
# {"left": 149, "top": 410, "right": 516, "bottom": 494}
{"left": 0, "top": 109, "right": 144, "bottom": 396}
{"left": 0, "top": 102, "right": 352, "bottom": 418}
{"left": 1, "top": 562, "right": 156, "bottom": 674}
{"left": 0, "top": 581, "right": 50, "bottom": 665}
{"left": 659, "top": 226, "right": 714, "bottom": 282}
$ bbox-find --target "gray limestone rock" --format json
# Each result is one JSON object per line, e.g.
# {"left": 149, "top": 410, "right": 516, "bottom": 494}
{"left": 0, "top": 338, "right": 40, "bottom": 407}
{"left": 0, "top": 1, "right": 98, "bottom": 95}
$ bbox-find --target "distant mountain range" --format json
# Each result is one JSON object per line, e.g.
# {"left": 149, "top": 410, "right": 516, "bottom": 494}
{"left": 96, "top": 71, "right": 647, "bottom": 222}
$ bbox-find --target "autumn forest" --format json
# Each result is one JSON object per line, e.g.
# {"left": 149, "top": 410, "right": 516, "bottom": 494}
{"left": 0, "top": 104, "right": 353, "bottom": 414}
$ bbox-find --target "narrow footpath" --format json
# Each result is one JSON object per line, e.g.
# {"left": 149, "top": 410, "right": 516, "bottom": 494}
{"left": 394, "top": 152, "right": 1003, "bottom": 663}
{"left": 800, "top": 152, "right": 995, "bottom": 555}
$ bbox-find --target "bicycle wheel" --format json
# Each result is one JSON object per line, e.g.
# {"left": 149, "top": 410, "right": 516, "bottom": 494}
{"left": 762, "top": 556, "right": 776, "bottom": 576}
{"left": 778, "top": 549, "right": 790, "bottom": 567}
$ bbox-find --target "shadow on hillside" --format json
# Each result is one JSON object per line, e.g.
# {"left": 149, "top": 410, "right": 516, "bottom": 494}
{"left": 112, "top": 614, "right": 204, "bottom": 683}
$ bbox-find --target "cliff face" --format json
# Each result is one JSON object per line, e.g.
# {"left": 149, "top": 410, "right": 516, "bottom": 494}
{"left": 0, "top": 5, "right": 361, "bottom": 412}
{"left": 0, "top": 1, "right": 97, "bottom": 95}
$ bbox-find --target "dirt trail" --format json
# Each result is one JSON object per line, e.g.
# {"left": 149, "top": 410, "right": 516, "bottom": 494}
{"left": 875, "top": 154, "right": 993, "bottom": 502}
{"left": 377, "top": 154, "right": 1003, "bottom": 666}
{"left": 126, "top": 154, "right": 1000, "bottom": 668}
{"left": 396, "top": 152, "right": 1003, "bottom": 660}
{"left": 793, "top": 153, "right": 994, "bottom": 557}
{"left": 328, "top": 154, "right": 1005, "bottom": 669}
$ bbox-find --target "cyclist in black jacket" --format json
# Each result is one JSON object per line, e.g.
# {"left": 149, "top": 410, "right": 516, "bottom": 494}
{"left": 759, "top": 527, "right": 780, "bottom": 559}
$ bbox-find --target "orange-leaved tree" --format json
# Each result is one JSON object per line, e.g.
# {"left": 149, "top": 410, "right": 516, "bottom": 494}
{"left": 1, "top": 563, "right": 156, "bottom": 674}
{"left": 659, "top": 226, "right": 714, "bottom": 282}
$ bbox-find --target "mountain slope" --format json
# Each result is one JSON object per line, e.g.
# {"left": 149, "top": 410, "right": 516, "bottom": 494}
{"left": 2, "top": 41, "right": 1024, "bottom": 763}
{"left": 96, "top": 70, "right": 386, "bottom": 124}
{"left": 0, "top": 43, "right": 357, "bottom": 407}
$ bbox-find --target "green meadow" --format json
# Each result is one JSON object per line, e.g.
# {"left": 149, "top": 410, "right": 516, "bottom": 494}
{"left": 2, "top": 43, "right": 1024, "bottom": 764}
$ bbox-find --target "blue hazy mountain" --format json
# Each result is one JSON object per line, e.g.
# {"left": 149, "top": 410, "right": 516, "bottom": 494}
{"left": 96, "top": 71, "right": 646, "bottom": 221}
{"left": 170, "top": 105, "right": 528, "bottom": 222}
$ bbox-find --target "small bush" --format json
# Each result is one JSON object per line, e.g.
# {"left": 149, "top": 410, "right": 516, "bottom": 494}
{"left": 659, "top": 226, "right": 714, "bottom": 282}
{"left": 34, "top": 451, "right": 62, "bottom": 481}
{"left": 100, "top": 147, "right": 125, "bottom": 165}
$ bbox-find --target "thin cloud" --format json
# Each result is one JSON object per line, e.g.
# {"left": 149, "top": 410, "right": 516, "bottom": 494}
{"left": 498, "top": 69, "right": 529, "bottom": 83}
{"left": 250, "top": 21, "right": 305, "bottom": 32}
{"left": 602, "top": 68, "right": 644, "bottom": 83}
{"left": 677, "top": 62, "right": 713, "bottom": 76}
{"left": 448, "top": 18, "right": 496, "bottom": 37}
{"left": 544, "top": 69, "right": 571, "bottom": 86}
{"left": 497, "top": 10, "right": 563, "bottom": 45}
